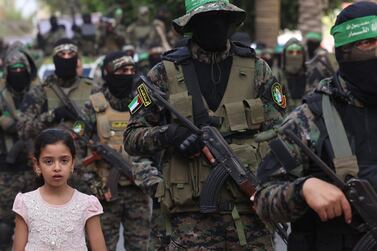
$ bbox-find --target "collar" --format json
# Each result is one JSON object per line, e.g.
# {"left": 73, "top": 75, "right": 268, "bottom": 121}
{"left": 103, "top": 87, "right": 131, "bottom": 112}
{"left": 190, "top": 40, "right": 233, "bottom": 63}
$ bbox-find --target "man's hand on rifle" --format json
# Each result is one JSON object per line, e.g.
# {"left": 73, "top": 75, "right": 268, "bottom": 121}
{"left": 302, "top": 177, "right": 352, "bottom": 224}
{"left": 52, "top": 106, "right": 77, "bottom": 122}
{"left": 160, "top": 124, "right": 204, "bottom": 158}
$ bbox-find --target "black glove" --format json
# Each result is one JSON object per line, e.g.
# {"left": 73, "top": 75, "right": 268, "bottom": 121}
{"left": 162, "top": 124, "right": 204, "bottom": 158}
{"left": 52, "top": 106, "right": 76, "bottom": 122}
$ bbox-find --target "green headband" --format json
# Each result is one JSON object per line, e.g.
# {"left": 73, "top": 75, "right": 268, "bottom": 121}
{"left": 306, "top": 32, "right": 322, "bottom": 41}
{"left": 286, "top": 44, "right": 302, "bottom": 52}
{"left": 331, "top": 15, "right": 377, "bottom": 48}
{"left": 9, "top": 63, "right": 25, "bottom": 69}
{"left": 185, "top": 0, "right": 229, "bottom": 13}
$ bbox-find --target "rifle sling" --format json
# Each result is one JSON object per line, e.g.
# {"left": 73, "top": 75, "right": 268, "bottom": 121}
{"left": 181, "top": 60, "right": 211, "bottom": 127}
{"left": 322, "top": 94, "right": 359, "bottom": 181}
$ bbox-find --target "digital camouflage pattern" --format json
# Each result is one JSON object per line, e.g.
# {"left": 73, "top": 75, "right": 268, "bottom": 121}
{"left": 83, "top": 86, "right": 155, "bottom": 251}
{"left": 124, "top": 40, "right": 285, "bottom": 250}
{"left": 254, "top": 77, "right": 356, "bottom": 223}
{"left": 167, "top": 213, "right": 272, "bottom": 250}
{"left": 305, "top": 49, "right": 338, "bottom": 93}
{"left": 100, "top": 185, "right": 152, "bottom": 251}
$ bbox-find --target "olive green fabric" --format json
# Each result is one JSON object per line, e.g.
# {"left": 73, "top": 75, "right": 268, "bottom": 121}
{"left": 322, "top": 95, "right": 359, "bottom": 181}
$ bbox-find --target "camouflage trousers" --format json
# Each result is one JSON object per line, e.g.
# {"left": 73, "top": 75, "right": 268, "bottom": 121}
{"left": 0, "top": 169, "right": 35, "bottom": 250}
{"left": 101, "top": 184, "right": 152, "bottom": 251}
{"left": 167, "top": 212, "right": 273, "bottom": 251}
{"left": 149, "top": 206, "right": 170, "bottom": 251}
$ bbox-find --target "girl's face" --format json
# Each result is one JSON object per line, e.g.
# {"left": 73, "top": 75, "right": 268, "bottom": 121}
{"left": 34, "top": 141, "right": 75, "bottom": 188}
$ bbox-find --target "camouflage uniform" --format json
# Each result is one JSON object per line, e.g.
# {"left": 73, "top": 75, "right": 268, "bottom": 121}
{"left": 83, "top": 86, "right": 153, "bottom": 251}
{"left": 0, "top": 48, "right": 37, "bottom": 250}
{"left": 97, "top": 18, "right": 126, "bottom": 55}
{"left": 305, "top": 48, "right": 338, "bottom": 93}
{"left": 124, "top": 2, "right": 286, "bottom": 250}
{"left": 126, "top": 6, "right": 160, "bottom": 52}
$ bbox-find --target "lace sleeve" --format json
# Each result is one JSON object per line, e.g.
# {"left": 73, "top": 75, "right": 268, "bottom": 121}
{"left": 85, "top": 195, "right": 103, "bottom": 221}
{"left": 12, "top": 193, "right": 28, "bottom": 224}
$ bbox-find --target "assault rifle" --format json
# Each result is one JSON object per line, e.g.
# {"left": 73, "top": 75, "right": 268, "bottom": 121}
{"left": 138, "top": 75, "right": 288, "bottom": 243}
{"left": 47, "top": 82, "right": 134, "bottom": 199}
{"left": 282, "top": 129, "right": 377, "bottom": 251}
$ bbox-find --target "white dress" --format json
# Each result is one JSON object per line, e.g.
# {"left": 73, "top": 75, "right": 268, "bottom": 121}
{"left": 13, "top": 188, "right": 103, "bottom": 251}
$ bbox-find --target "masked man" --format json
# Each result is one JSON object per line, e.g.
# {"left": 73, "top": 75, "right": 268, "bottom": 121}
{"left": 280, "top": 39, "right": 307, "bottom": 111}
{"left": 18, "top": 38, "right": 96, "bottom": 193}
{"left": 0, "top": 47, "right": 37, "bottom": 251}
{"left": 124, "top": 0, "right": 286, "bottom": 249}
{"left": 255, "top": 2, "right": 377, "bottom": 250}
{"left": 82, "top": 51, "right": 153, "bottom": 251}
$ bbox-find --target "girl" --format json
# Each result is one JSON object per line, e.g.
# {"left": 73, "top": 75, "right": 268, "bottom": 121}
{"left": 12, "top": 128, "right": 107, "bottom": 251}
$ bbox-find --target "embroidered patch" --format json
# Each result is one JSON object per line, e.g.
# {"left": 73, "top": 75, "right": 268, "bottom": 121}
{"left": 271, "top": 83, "right": 286, "bottom": 108}
{"left": 137, "top": 83, "right": 152, "bottom": 107}
{"left": 73, "top": 121, "right": 85, "bottom": 136}
{"left": 111, "top": 121, "right": 128, "bottom": 130}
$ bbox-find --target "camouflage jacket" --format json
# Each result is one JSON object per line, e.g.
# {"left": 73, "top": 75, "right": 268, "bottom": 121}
{"left": 124, "top": 40, "right": 285, "bottom": 157}
{"left": 254, "top": 75, "right": 375, "bottom": 224}
{"left": 17, "top": 74, "right": 95, "bottom": 140}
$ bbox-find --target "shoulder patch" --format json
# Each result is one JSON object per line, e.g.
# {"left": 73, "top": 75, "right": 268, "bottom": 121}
{"left": 271, "top": 83, "right": 287, "bottom": 109}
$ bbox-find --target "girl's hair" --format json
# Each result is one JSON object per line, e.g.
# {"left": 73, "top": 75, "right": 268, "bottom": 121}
{"left": 34, "top": 128, "right": 76, "bottom": 160}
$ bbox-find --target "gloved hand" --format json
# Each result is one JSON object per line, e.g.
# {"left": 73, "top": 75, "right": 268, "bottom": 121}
{"left": 161, "top": 124, "right": 204, "bottom": 158}
{"left": 52, "top": 106, "right": 76, "bottom": 122}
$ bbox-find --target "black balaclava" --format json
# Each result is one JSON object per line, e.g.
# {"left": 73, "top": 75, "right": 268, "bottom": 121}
{"left": 306, "top": 40, "right": 320, "bottom": 59}
{"left": 50, "top": 16, "right": 59, "bottom": 32}
{"left": 103, "top": 51, "right": 134, "bottom": 99}
{"left": 53, "top": 38, "right": 78, "bottom": 81}
{"left": 191, "top": 12, "right": 231, "bottom": 52}
{"left": 6, "top": 69, "right": 30, "bottom": 93}
{"left": 334, "top": 1, "right": 377, "bottom": 106}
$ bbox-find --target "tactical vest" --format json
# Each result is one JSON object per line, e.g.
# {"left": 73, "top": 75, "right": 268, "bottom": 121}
{"left": 289, "top": 80, "right": 377, "bottom": 251}
{"left": 156, "top": 51, "right": 269, "bottom": 213}
{"left": 46, "top": 78, "right": 93, "bottom": 111}
{"left": 89, "top": 92, "right": 131, "bottom": 186}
